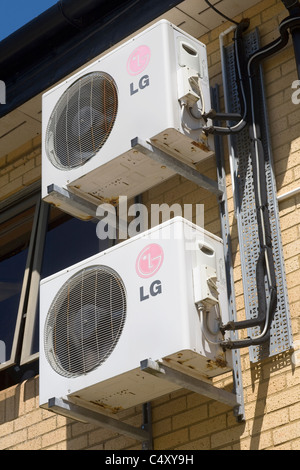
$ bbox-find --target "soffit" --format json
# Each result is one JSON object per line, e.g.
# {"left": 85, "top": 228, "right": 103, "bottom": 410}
{"left": 0, "top": 0, "right": 261, "bottom": 160}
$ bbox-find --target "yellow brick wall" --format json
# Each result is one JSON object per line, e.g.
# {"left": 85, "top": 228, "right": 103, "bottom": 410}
{"left": 0, "top": 136, "right": 41, "bottom": 202}
{"left": 0, "top": 0, "right": 299, "bottom": 450}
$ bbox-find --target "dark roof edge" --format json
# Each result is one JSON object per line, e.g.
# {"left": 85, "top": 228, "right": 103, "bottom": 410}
{"left": 0, "top": 0, "right": 182, "bottom": 118}
{"left": 0, "top": 0, "right": 129, "bottom": 78}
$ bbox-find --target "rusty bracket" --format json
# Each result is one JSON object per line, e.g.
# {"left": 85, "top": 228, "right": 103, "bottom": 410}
{"left": 48, "top": 397, "right": 153, "bottom": 449}
{"left": 141, "top": 359, "right": 243, "bottom": 421}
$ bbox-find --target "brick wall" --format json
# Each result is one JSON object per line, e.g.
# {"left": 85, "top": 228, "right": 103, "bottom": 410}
{"left": 0, "top": 0, "right": 299, "bottom": 450}
{"left": 0, "top": 136, "right": 41, "bottom": 202}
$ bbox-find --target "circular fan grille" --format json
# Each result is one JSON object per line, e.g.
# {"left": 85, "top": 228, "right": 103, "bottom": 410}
{"left": 45, "top": 72, "right": 118, "bottom": 170}
{"left": 44, "top": 266, "right": 126, "bottom": 378}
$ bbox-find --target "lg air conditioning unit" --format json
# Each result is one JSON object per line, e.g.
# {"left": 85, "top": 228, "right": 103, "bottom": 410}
{"left": 40, "top": 217, "right": 232, "bottom": 413}
{"left": 42, "top": 20, "right": 214, "bottom": 219}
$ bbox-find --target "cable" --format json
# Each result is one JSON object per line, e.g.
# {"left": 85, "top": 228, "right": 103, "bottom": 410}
{"left": 200, "top": 14, "right": 300, "bottom": 350}
{"left": 188, "top": 76, "right": 206, "bottom": 118}
{"left": 58, "top": 0, "right": 83, "bottom": 29}
{"left": 247, "top": 15, "right": 300, "bottom": 72}
{"left": 180, "top": 75, "right": 207, "bottom": 133}
{"left": 203, "top": 20, "right": 249, "bottom": 135}
{"left": 180, "top": 102, "right": 204, "bottom": 132}
{"left": 204, "top": 15, "right": 300, "bottom": 136}
{"left": 204, "top": 0, "right": 239, "bottom": 26}
{"left": 198, "top": 304, "right": 224, "bottom": 346}
{"left": 219, "top": 19, "right": 300, "bottom": 350}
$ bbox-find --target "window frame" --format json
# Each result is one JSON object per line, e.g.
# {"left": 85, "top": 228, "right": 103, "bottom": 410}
{"left": 0, "top": 184, "right": 109, "bottom": 374}
{"left": 0, "top": 189, "right": 41, "bottom": 371}
{"left": 20, "top": 200, "right": 49, "bottom": 365}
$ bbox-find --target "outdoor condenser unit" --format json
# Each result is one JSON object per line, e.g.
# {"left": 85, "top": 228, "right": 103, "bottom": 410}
{"left": 41, "top": 20, "right": 214, "bottom": 219}
{"left": 40, "top": 217, "right": 232, "bottom": 413}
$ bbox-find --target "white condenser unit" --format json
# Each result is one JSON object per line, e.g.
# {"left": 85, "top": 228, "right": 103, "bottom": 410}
{"left": 40, "top": 218, "right": 232, "bottom": 413}
{"left": 42, "top": 20, "right": 214, "bottom": 219}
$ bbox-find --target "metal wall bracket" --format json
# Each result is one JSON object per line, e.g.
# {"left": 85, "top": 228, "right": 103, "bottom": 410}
{"left": 141, "top": 359, "right": 244, "bottom": 421}
{"left": 46, "top": 134, "right": 246, "bottom": 430}
{"left": 132, "top": 135, "right": 245, "bottom": 421}
{"left": 47, "top": 184, "right": 98, "bottom": 219}
{"left": 211, "top": 85, "right": 245, "bottom": 422}
{"left": 48, "top": 397, "right": 153, "bottom": 450}
{"left": 131, "top": 137, "right": 224, "bottom": 198}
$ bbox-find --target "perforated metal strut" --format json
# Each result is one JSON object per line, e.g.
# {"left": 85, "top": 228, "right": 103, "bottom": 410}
{"left": 221, "top": 28, "right": 293, "bottom": 362}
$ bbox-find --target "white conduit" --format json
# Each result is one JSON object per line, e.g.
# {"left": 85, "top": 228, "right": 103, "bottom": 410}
{"left": 277, "top": 186, "right": 300, "bottom": 202}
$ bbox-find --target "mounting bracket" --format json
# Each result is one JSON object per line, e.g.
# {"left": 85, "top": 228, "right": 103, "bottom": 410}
{"left": 131, "top": 137, "right": 224, "bottom": 198}
{"left": 132, "top": 136, "right": 245, "bottom": 422}
{"left": 47, "top": 184, "right": 98, "bottom": 219}
{"left": 141, "top": 359, "right": 243, "bottom": 420}
{"left": 48, "top": 397, "right": 153, "bottom": 450}
{"left": 45, "top": 134, "right": 246, "bottom": 427}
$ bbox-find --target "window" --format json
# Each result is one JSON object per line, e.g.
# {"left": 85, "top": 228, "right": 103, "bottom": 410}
{"left": 0, "top": 197, "right": 40, "bottom": 372}
{"left": 0, "top": 193, "right": 109, "bottom": 388}
{"left": 41, "top": 206, "right": 105, "bottom": 279}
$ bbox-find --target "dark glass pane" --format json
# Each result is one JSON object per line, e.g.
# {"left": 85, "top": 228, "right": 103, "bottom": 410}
{"left": 41, "top": 212, "right": 107, "bottom": 279}
{"left": 0, "top": 248, "right": 28, "bottom": 364}
{"left": 30, "top": 296, "right": 39, "bottom": 356}
{"left": 32, "top": 209, "right": 109, "bottom": 357}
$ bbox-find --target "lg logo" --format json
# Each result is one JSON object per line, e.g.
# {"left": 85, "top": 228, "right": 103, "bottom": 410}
{"left": 130, "top": 75, "right": 150, "bottom": 96}
{"left": 140, "top": 280, "right": 162, "bottom": 302}
{"left": 127, "top": 45, "right": 151, "bottom": 97}
{"left": 136, "top": 244, "right": 164, "bottom": 303}
{"left": 127, "top": 45, "right": 151, "bottom": 76}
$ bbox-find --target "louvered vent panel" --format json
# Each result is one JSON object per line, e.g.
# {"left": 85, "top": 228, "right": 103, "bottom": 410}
{"left": 44, "top": 266, "right": 126, "bottom": 377}
{"left": 45, "top": 72, "right": 118, "bottom": 170}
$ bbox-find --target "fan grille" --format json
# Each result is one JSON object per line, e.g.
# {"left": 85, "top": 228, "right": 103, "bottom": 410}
{"left": 45, "top": 72, "right": 118, "bottom": 170}
{"left": 44, "top": 266, "right": 126, "bottom": 378}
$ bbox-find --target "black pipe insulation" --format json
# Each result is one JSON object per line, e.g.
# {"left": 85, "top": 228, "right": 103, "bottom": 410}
{"left": 220, "top": 17, "right": 289, "bottom": 349}
{"left": 203, "top": 19, "right": 250, "bottom": 136}
{"left": 248, "top": 15, "right": 300, "bottom": 75}
{"left": 222, "top": 282, "right": 278, "bottom": 350}
{"left": 220, "top": 12, "right": 300, "bottom": 349}
{"left": 206, "top": 13, "right": 300, "bottom": 136}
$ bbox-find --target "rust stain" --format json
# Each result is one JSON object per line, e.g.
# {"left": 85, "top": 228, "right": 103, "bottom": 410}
{"left": 206, "top": 356, "right": 228, "bottom": 370}
{"left": 87, "top": 193, "right": 120, "bottom": 206}
{"left": 215, "top": 356, "right": 228, "bottom": 368}
{"left": 191, "top": 141, "right": 210, "bottom": 152}
{"left": 90, "top": 401, "right": 124, "bottom": 414}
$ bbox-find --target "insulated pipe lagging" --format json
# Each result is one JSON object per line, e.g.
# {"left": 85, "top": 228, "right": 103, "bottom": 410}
{"left": 221, "top": 289, "right": 277, "bottom": 350}
{"left": 203, "top": 20, "right": 250, "bottom": 136}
